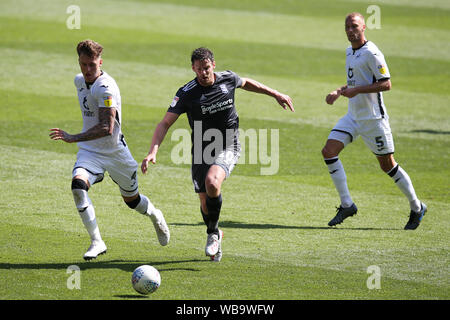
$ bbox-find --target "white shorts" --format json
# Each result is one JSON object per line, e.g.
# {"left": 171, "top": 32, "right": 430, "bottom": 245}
{"left": 328, "top": 114, "right": 395, "bottom": 155}
{"left": 72, "top": 147, "right": 139, "bottom": 197}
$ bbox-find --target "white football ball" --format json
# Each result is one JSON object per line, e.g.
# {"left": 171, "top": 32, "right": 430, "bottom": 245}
{"left": 131, "top": 265, "right": 161, "bottom": 295}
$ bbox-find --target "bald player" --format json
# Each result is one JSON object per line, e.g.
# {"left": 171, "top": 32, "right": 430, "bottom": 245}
{"left": 322, "top": 13, "right": 427, "bottom": 230}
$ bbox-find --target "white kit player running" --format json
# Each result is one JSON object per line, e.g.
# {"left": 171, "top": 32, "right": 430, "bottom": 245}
{"left": 50, "top": 40, "right": 170, "bottom": 260}
{"left": 322, "top": 13, "right": 427, "bottom": 230}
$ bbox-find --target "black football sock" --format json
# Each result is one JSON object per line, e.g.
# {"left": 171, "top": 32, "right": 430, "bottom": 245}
{"left": 200, "top": 206, "right": 209, "bottom": 226}
{"left": 205, "top": 194, "right": 222, "bottom": 235}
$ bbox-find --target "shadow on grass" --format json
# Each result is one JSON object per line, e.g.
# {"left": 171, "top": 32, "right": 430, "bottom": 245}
{"left": 410, "top": 129, "right": 450, "bottom": 135}
{"left": 0, "top": 259, "right": 207, "bottom": 272}
{"left": 171, "top": 220, "right": 400, "bottom": 231}
{"left": 113, "top": 294, "right": 149, "bottom": 299}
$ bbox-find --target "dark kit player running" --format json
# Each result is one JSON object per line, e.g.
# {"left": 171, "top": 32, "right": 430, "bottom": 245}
{"left": 141, "top": 47, "right": 294, "bottom": 261}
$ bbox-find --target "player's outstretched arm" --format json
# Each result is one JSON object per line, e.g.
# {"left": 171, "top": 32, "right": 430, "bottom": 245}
{"left": 49, "top": 108, "right": 116, "bottom": 143}
{"left": 141, "top": 112, "right": 179, "bottom": 174}
{"left": 240, "top": 77, "right": 294, "bottom": 112}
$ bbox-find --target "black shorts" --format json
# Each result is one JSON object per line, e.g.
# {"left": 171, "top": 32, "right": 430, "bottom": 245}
{"left": 191, "top": 144, "right": 241, "bottom": 193}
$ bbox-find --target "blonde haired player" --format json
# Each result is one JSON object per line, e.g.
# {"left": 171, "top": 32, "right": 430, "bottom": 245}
{"left": 322, "top": 13, "right": 426, "bottom": 230}
{"left": 50, "top": 40, "right": 170, "bottom": 260}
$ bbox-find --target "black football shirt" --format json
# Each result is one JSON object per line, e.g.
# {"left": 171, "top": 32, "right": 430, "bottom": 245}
{"left": 167, "top": 70, "right": 243, "bottom": 153}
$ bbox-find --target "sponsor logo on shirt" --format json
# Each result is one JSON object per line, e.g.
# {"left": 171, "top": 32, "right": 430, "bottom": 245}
{"left": 201, "top": 98, "right": 233, "bottom": 115}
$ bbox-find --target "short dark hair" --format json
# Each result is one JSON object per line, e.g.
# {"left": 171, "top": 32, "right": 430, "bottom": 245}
{"left": 77, "top": 40, "right": 103, "bottom": 58}
{"left": 191, "top": 47, "right": 214, "bottom": 64}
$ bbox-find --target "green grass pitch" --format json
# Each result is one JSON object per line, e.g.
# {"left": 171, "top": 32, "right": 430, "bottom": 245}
{"left": 0, "top": 0, "right": 448, "bottom": 300}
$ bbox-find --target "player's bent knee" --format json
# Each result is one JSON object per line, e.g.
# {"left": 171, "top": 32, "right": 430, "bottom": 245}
{"left": 377, "top": 155, "right": 396, "bottom": 173}
{"left": 379, "top": 161, "right": 395, "bottom": 173}
{"left": 71, "top": 178, "right": 89, "bottom": 191}
{"left": 322, "top": 139, "right": 345, "bottom": 159}
{"left": 322, "top": 146, "right": 336, "bottom": 159}
{"left": 71, "top": 179, "right": 90, "bottom": 210}
{"left": 205, "top": 176, "right": 221, "bottom": 195}
{"left": 124, "top": 194, "right": 141, "bottom": 209}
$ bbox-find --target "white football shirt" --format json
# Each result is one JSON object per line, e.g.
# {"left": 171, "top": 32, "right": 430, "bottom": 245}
{"left": 345, "top": 41, "right": 391, "bottom": 120}
{"left": 74, "top": 71, "right": 125, "bottom": 154}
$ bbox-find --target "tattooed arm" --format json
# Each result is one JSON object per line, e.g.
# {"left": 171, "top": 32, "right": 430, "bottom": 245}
{"left": 49, "top": 108, "right": 116, "bottom": 143}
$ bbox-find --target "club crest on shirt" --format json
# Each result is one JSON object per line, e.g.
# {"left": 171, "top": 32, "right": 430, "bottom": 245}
{"left": 220, "top": 84, "right": 228, "bottom": 94}
{"left": 348, "top": 67, "right": 354, "bottom": 79}
{"left": 82, "top": 96, "right": 89, "bottom": 110}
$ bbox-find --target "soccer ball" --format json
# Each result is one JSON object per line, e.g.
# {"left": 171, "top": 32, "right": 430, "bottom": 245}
{"left": 131, "top": 265, "right": 161, "bottom": 295}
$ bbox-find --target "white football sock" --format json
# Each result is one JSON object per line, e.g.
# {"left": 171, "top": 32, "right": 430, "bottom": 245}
{"left": 79, "top": 206, "right": 102, "bottom": 242}
{"left": 325, "top": 157, "right": 353, "bottom": 208}
{"left": 72, "top": 189, "right": 102, "bottom": 241}
{"left": 387, "top": 165, "right": 421, "bottom": 212}
{"left": 134, "top": 194, "right": 156, "bottom": 216}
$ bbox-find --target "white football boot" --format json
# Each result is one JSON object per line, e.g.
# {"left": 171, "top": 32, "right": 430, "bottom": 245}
{"left": 210, "top": 234, "right": 223, "bottom": 262}
{"left": 205, "top": 229, "right": 223, "bottom": 261}
{"left": 150, "top": 209, "right": 170, "bottom": 246}
{"left": 83, "top": 240, "right": 107, "bottom": 261}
